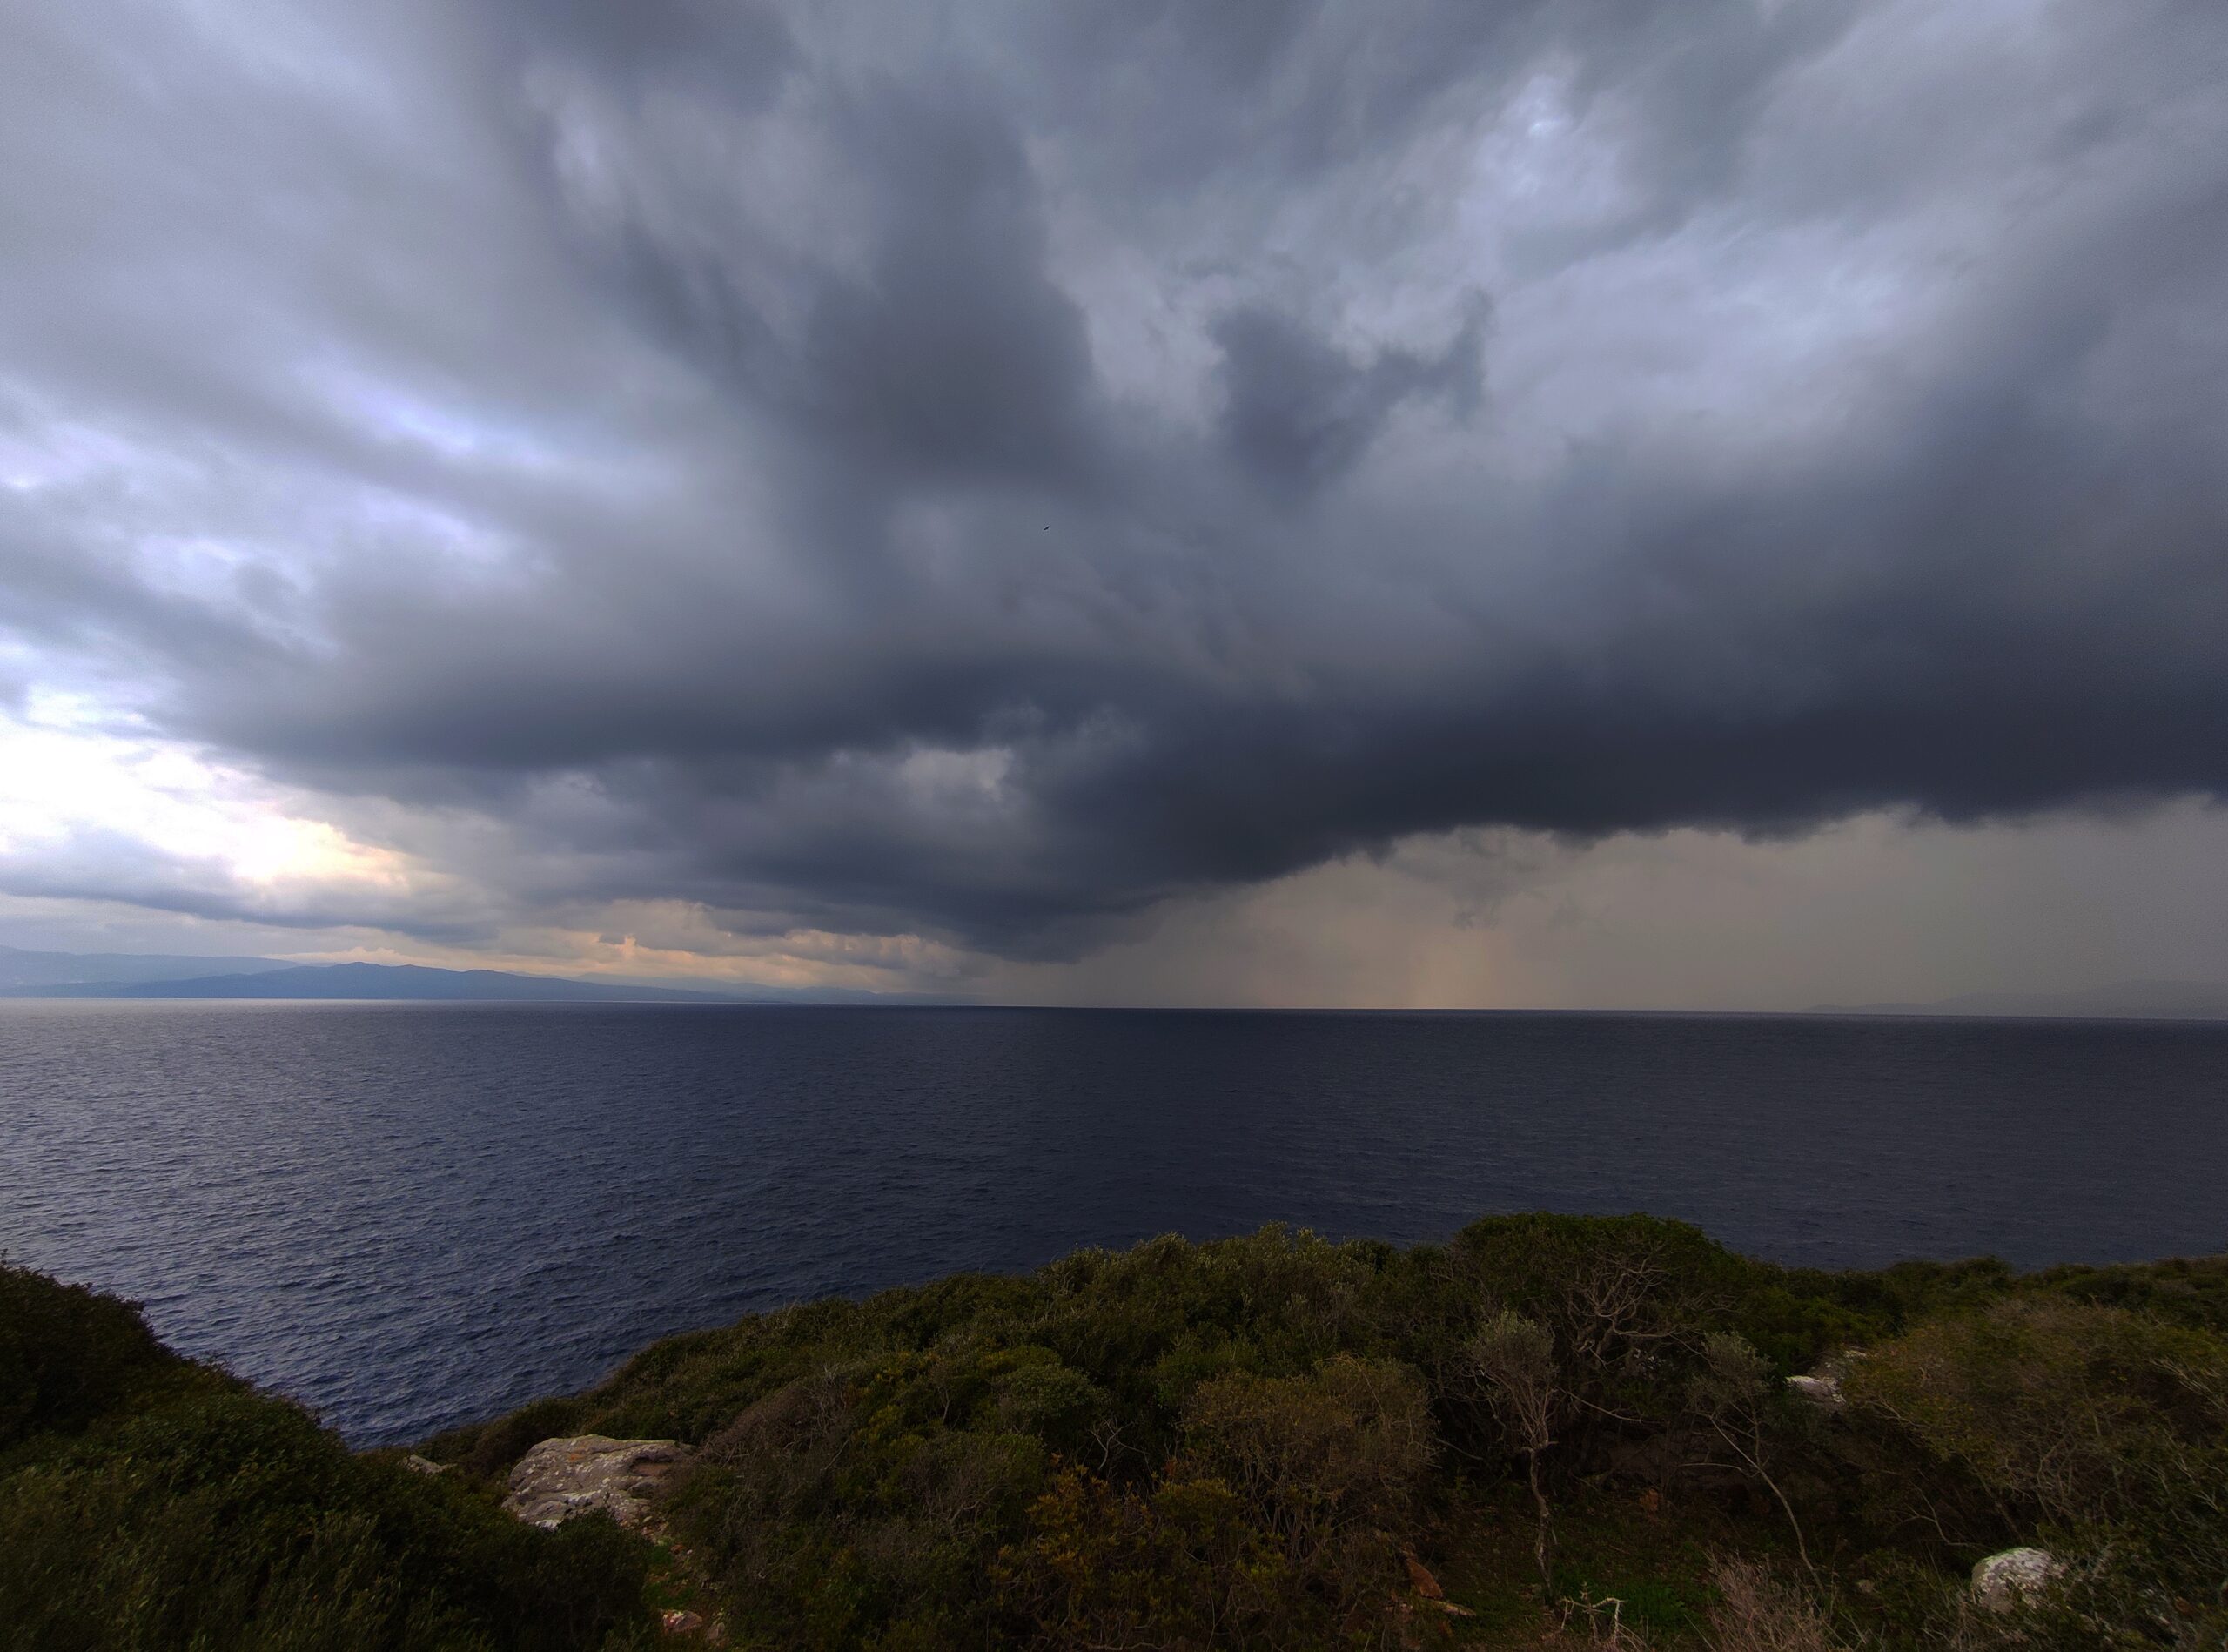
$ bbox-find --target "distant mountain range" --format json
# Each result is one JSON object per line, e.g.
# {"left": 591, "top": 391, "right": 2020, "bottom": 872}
{"left": 1812, "top": 980, "right": 2228, "bottom": 1022}
{"left": 8, "top": 944, "right": 2223, "bottom": 1016}
{"left": 0, "top": 953, "right": 740, "bottom": 1003}
{"left": 0, "top": 944, "right": 297, "bottom": 987}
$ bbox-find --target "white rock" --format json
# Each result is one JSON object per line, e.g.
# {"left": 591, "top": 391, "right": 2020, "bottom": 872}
{"left": 1786, "top": 1373, "right": 1843, "bottom": 1410}
{"left": 1971, "top": 1547, "right": 2064, "bottom": 1612}
{"left": 502, "top": 1434, "right": 690, "bottom": 1530}
{"left": 401, "top": 1454, "right": 449, "bottom": 1476}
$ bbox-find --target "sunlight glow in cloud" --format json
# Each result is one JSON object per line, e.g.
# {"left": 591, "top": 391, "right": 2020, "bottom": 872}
{"left": 0, "top": 693, "right": 409, "bottom": 892}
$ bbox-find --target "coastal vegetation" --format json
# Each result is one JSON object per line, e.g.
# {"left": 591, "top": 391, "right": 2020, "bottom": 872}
{"left": 8, "top": 1215, "right": 2225, "bottom": 1649}
{"left": 0, "top": 1266, "right": 649, "bottom": 1650}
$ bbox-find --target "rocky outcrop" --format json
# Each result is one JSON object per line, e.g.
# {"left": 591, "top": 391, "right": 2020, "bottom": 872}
{"left": 400, "top": 1454, "right": 449, "bottom": 1476}
{"left": 502, "top": 1434, "right": 691, "bottom": 1531}
{"left": 1971, "top": 1547, "right": 2063, "bottom": 1612}
{"left": 1785, "top": 1373, "right": 1842, "bottom": 1410}
{"left": 1788, "top": 1348, "right": 1868, "bottom": 1411}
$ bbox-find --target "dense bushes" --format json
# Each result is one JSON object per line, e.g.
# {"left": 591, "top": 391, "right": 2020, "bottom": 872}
{"left": 0, "top": 1266, "right": 652, "bottom": 1652}
{"left": 419, "top": 1215, "right": 2226, "bottom": 1648}
{"left": 16, "top": 1219, "right": 2228, "bottom": 1649}
{"left": 1847, "top": 1299, "right": 2228, "bottom": 1648}
{"left": 0, "top": 1264, "right": 171, "bottom": 1447}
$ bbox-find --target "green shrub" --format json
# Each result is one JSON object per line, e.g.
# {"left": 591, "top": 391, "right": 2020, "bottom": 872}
{"left": 0, "top": 1266, "right": 175, "bottom": 1450}
{"left": 1849, "top": 1298, "right": 2228, "bottom": 1648}
{"left": 2023, "top": 1252, "right": 2228, "bottom": 1334}
{"left": 994, "top": 1465, "right": 1292, "bottom": 1650}
{"left": 1849, "top": 1299, "right": 2228, "bottom": 1528}
{"left": 1177, "top": 1354, "right": 1433, "bottom": 1575}
{"left": 0, "top": 1266, "right": 652, "bottom": 1652}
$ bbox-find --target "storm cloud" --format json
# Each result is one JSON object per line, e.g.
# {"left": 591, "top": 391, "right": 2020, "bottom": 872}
{"left": 2, "top": 0, "right": 2225, "bottom": 968}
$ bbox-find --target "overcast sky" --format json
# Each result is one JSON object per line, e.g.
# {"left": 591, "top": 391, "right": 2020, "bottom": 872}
{"left": 3, "top": 0, "right": 2225, "bottom": 1006}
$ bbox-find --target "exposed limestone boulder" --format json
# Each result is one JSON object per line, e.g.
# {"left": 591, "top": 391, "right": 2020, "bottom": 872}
{"left": 502, "top": 1434, "right": 691, "bottom": 1531}
{"left": 1788, "top": 1348, "right": 1868, "bottom": 1411}
{"left": 1785, "top": 1373, "right": 1842, "bottom": 1410}
{"left": 1971, "top": 1547, "right": 2064, "bottom": 1612}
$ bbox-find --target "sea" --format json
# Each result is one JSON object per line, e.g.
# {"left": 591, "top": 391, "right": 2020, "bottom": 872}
{"left": 3, "top": 1001, "right": 2225, "bottom": 1445}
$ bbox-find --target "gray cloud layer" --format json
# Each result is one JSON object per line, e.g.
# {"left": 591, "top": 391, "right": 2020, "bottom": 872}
{"left": 3, "top": 0, "right": 2225, "bottom": 958}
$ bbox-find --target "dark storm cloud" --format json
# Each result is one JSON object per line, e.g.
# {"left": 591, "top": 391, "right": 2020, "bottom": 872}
{"left": 1213, "top": 302, "right": 1485, "bottom": 498}
{"left": 3, "top": 0, "right": 2225, "bottom": 956}
{"left": 789, "top": 92, "right": 1103, "bottom": 487}
{"left": 498, "top": 0, "right": 795, "bottom": 90}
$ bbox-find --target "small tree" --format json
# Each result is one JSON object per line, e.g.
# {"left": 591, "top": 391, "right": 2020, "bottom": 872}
{"left": 1685, "top": 1333, "right": 1816, "bottom": 1583}
{"left": 1178, "top": 1354, "right": 1434, "bottom": 1580}
{"left": 1463, "top": 1312, "right": 1560, "bottom": 1593}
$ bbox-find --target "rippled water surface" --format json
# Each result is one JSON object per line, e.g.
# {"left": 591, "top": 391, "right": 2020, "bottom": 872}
{"left": 4, "top": 1002, "right": 2225, "bottom": 1442}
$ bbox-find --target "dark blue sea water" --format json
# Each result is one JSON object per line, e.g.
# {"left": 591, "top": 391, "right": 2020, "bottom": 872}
{"left": 3, "top": 1002, "right": 2225, "bottom": 1444}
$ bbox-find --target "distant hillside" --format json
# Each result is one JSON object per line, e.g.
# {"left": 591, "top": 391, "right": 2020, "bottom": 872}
{"left": 17, "top": 962, "right": 739, "bottom": 1003}
{"left": 0, "top": 944, "right": 294, "bottom": 988}
{"left": 1815, "top": 979, "right": 2228, "bottom": 1022}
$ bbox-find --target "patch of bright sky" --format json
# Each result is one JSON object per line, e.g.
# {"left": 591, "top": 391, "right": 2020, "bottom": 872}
{"left": 0, "top": 397, "right": 178, "bottom": 495}
{"left": 277, "top": 909, "right": 977, "bottom": 994}
{"left": 176, "top": 0, "right": 425, "bottom": 138}
{"left": 0, "top": 688, "right": 409, "bottom": 890}
{"left": 302, "top": 357, "right": 570, "bottom": 474}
